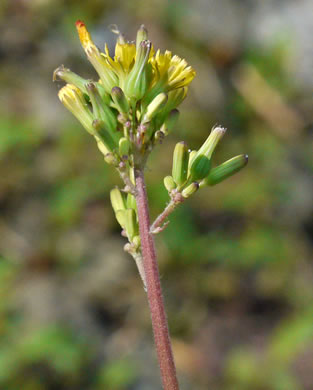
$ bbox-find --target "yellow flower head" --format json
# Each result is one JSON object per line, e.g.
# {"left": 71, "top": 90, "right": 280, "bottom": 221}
{"left": 75, "top": 21, "right": 195, "bottom": 103}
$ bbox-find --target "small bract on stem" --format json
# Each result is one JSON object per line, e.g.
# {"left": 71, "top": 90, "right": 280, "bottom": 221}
{"left": 54, "top": 21, "right": 248, "bottom": 390}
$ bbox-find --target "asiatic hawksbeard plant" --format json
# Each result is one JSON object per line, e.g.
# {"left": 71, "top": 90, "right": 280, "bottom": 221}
{"left": 54, "top": 21, "right": 247, "bottom": 287}
{"left": 54, "top": 21, "right": 248, "bottom": 390}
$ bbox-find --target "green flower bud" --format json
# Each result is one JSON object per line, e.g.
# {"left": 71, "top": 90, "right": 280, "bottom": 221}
{"left": 172, "top": 141, "right": 189, "bottom": 186}
{"left": 136, "top": 25, "right": 148, "bottom": 50}
{"left": 196, "top": 126, "right": 226, "bottom": 160}
{"left": 143, "top": 93, "right": 167, "bottom": 123}
{"left": 164, "top": 175, "right": 176, "bottom": 192}
{"left": 125, "top": 208, "right": 138, "bottom": 240}
{"left": 119, "top": 137, "right": 131, "bottom": 157}
{"left": 110, "top": 188, "right": 126, "bottom": 213}
{"left": 124, "top": 40, "right": 151, "bottom": 100}
{"left": 53, "top": 65, "right": 88, "bottom": 94}
{"left": 182, "top": 182, "right": 199, "bottom": 198}
{"left": 202, "top": 154, "right": 248, "bottom": 186}
{"left": 111, "top": 87, "right": 129, "bottom": 114}
{"left": 86, "top": 82, "right": 118, "bottom": 137}
{"left": 189, "top": 154, "right": 211, "bottom": 181}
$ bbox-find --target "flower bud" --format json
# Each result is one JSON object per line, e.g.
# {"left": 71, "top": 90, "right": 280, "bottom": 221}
{"left": 172, "top": 141, "right": 189, "bottom": 186}
{"left": 58, "top": 84, "right": 94, "bottom": 134}
{"left": 202, "top": 154, "right": 248, "bottom": 186}
{"left": 111, "top": 87, "right": 129, "bottom": 114}
{"left": 76, "top": 20, "right": 118, "bottom": 93}
{"left": 189, "top": 154, "right": 211, "bottom": 181}
{"left": 53, "top": 65, "right": 88, "bottom": 94}
{"left": 86, "top": 82, "right": 118, "bottom": 137}
{"left": 164, "top": 175, "right": 176, "bottom": 192}
{"left": 142, "top": 93, "right": 167, "bottom": 123}
{"left": 110, "top": 188, "right": 126, "bottom": 213}
{"left": 125, "top": 208, "right": 138, "bottom": 240}
{"left": 136, "top": 24, "right": 148, "bottom": 50}
{"left": 182, "top": 182, "right": 199, "bottom": 198}
{"left": 119, "top": 137, "right": 131, "bottom": 157}
{"left": 196, "top": 126, "right": 226, "bottom": 160}
{"left": 124, "top": 40, "right": 151, "bottom": 100}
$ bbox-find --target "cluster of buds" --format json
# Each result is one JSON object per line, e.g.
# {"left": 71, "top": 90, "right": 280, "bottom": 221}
{"left": 164, "top": 126, "right": 248, "bottom": 199}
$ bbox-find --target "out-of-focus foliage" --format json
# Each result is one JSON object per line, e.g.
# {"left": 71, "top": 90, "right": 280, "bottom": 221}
{"left": 0, "top": 1, "right": 312, "bottom": 389}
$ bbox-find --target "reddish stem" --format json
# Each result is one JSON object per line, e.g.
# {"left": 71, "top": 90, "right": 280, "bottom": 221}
{"left": 135, "top": 168, "right": 180, "bottom": 390}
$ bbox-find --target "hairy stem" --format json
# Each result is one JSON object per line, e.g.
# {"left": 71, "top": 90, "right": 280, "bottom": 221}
{"left": 135, "top": 168, "right": 180, "bottom": 390}
{"left": 150, "top": 192, "right": 184, "bottom": 234}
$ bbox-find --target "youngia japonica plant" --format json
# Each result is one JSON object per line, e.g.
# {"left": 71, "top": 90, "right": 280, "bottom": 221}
{"left": 54, "top": 21, "right": 248, "bottom": 390}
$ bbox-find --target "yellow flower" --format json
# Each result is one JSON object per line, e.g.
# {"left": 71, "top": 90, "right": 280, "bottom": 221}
{"left": 75, "top": 21, "right": 195, "bottom": 102}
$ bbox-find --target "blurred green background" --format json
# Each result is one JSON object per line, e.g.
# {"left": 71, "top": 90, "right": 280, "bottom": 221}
{"left": 0, "top": 1, "right": 312, "bottom": 389}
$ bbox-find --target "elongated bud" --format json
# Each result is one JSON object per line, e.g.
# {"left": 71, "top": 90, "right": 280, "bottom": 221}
{"left": 125, "top": 208, "right": 138, "bottom": 240}
{"left": 196, "top": 126, "right": 226, "bottom": 160}
{"left": 126, "top": 193, "right": 137, "bottom": 211}
{"left": 53, "top": 66, "right": 88, "bottom": 94}
{"left": 182, "top": 182, "right": 199, "bottom": 198}
{"left": 110, "top": 188, "right": 126, "bottom": 213}
{"left": 164, "top": 175, "right": 176, "bottom": 192}
{"left": 76, "top": 20, "right": 118, "bottom": 93}
{"left": 189, "top": 154, "right": 211, "bottom": 181}
{"left": 172, "top": 141, "right": 189, "bottom": 186}
{"left": 111, "top": 87, "right": 129, "bottom": 114}
{"left": 136, "top": 25, "right": 148, "bottom": 50}
{"left": 119, "top": 137, "right": 130, "bottom": 157}
{"left": 124, "top": 40, "right": 151, "bottom": 100}
{"left": 202, "top": 154, "right": 248, "bottom": 186}
{"left": 143, "top": 93, "right": 167, "bottom": 123}
{"left": 58, "top": 84, "right": 94, "bottom": 134}
{"left": 86, "top": 82, "right": 118, "bottom": 136}
{"left": 92, "top": 119, "right": 117, "bottom": 151}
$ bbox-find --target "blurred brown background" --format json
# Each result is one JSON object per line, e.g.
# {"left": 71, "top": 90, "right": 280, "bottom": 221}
{"left": 0, "top": 1, "right": 312, "bottom": 389}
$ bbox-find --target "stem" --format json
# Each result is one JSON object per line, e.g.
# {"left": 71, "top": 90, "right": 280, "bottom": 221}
{"left": 150, "top": 199, "right": 177, "bottom": 234}
{"left": 135, "top": 168, "right": 180, "bottom": 390}
{"left": 150, "top": 192, "right": 184, "bottom": 234}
